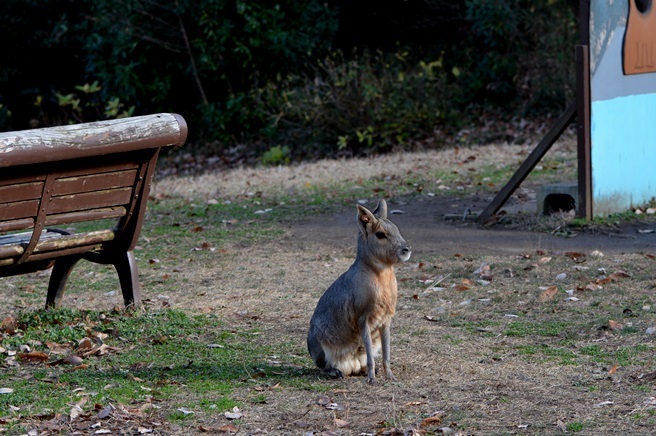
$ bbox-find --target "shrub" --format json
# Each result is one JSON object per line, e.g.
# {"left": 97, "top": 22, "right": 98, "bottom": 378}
{"left": 254, "top": 50, "right": 461, "bottom": 158}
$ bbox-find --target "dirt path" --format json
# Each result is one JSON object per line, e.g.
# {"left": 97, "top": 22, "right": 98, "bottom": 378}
{"left": 289, "top": 194, "right": 656, "bottom": 256}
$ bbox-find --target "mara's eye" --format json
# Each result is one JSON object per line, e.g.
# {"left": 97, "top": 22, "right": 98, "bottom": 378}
{"left": 375, "top": 231, "right": 387, "bottom": 239}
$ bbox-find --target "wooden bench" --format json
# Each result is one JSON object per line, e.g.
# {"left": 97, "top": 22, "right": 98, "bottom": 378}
{"left": 0, "top": 113, "right": 187, "bottom": 309}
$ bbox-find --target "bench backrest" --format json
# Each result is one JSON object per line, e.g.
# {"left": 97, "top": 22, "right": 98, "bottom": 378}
{"left": 0, "top": 113, "right": 187, "bottom": 266}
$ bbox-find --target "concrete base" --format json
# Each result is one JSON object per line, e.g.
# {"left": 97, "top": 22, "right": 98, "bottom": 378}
{"left": 537, "top": 182, "right": 579, "bottom": 215}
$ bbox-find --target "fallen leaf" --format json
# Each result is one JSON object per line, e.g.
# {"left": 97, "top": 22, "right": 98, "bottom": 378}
{"left": 420, "top": 414, "right": 443, "bottom": 427}
{"left": 609, "top": 271, "right": 630, "bottom": 280}
{"left": 45, "top": 342, "right": 72, "bottom": 355}
{"left": 224, "top": 407, "right": 241, "bottom": 420}
{"left": 98, "top": 405, "right": 113, "bottom": 419}
{"left": 70, "top": 405, "right": 82, "bottom": 421}
{"left": 334, "top": 418, "right": 349, "bottom": 428}
{"left": 596, "top": 277, "right": 613, "bottom": 285}
{"left": 608, "top": 320, "right": 623, "bottom": 330}
{"left": 609, "top": 364, "right": 619, "bottom": 374}
{"left": 594, "top": 401, "right": 613, "bottom": 408}
{"left": 64, "top": 355, "right": 84, "bottom": 366}
{"left": 18, "top": 351, "right": 48, "bottom": 362}
{"left": 565, "top": 252, "right": 587, "bottom": 263}
{"left": 1, "top": 317, "right": 17, "bottom": 335}
{"left": 538, "top": 286, "right": 558, "bottom": 302}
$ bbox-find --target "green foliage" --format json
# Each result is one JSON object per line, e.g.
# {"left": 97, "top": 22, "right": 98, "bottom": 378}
{"left": 261, "top": 145, "right": 290, "bottom": 166}
{"left": 254, "top": 49, "right": 459, "bottom": 157}
{"left": 0, "top": 0, "right": 578, "bottom": 160}
{"left": 33, "top": 81, "right": 134, "bottom": 126}
{"left": 460, "top": 0, "right": 577, "bottom": 114}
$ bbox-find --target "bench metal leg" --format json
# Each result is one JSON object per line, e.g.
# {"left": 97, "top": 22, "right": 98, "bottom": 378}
{"left": 46, "top": 256, "right": 82, "bottom": 309}
{"left": 114, "top": 250, "right": 142, "bottom": 309}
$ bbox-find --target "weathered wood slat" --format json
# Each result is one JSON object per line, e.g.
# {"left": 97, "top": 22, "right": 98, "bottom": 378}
{"left": 0, "top": 218, "right": 34, "bottom": 233}
{"left": 53, "top": 170, "right": 138, "bottom": 196}
{"left": 0, "top": 182, "right": 44, "bottom": 203}
{"left": 0, "top": 199, "right": 40, "bottom": 221}
{"left": 0, "top": 174, "right": 46, "bottom": 187}
{"left": 33, "top": 230, "right": 115, "bottom": 253}
{"left": 50, "top": 158, "right": 142, "bottom": 179}
{"left": 0, "top": 230, "right": 115, "bottom": 261}
{"left": 44, "top": 206, "right": 127, "bottom": 226}
{"left": 49, "top": 188, "right": 133, "bottom": 214}
{"left": 0, "top": 113, "right": 187, "bottom": 168}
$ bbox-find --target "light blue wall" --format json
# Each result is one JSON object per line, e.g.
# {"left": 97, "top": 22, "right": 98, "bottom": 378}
{"left": 591, "top": 92, "right": 656, "bottom": 215}
{"left": 590, "top": 9, "right": 656, "bottom": 216}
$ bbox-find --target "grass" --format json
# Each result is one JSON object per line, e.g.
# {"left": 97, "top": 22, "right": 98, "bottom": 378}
{"left": 0, "top": 307, "right": 307, "bottom": 433}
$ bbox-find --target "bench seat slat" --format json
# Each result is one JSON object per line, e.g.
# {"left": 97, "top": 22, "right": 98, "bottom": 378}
{"left": 0, "top": 218, "right": 35, "bottom": 233}
{"left": 0, "top": 229, "right": 115, "bottom": 263}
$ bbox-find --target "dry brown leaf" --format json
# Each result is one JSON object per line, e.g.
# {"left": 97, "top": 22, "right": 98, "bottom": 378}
{"left": 609, "top": 364, "right": 619, "bottom": 374}
{"left": 420, "top": 414, "right": 443, "bottom": 428}
{"left": 77, "top": 337, "right": 94, "bottom": 351}
{"left": 18, "top": 351, "right": 48, "bottom": 362}
{"left": 596, "top": 277, "right": 613, "bottom": 285}
{"left": 609, "top": 271, "right": 630, "bottom": 280}
{"left": 565, "top": 252, "right": 587, "bottom": 262}
{"left": 1, "top": 317, "right": 16, "bottom": 335}
{"left": 64, "top": 355, "right": 84, "bottom": 366}
{"left": 608, "top": 320, "right": 623, "bottom": 330}
{"left": 45, "top": 341, "right": 72, "bottom": 355}
{"left": 538, "top": 286, "right": 558, "bottom": 302}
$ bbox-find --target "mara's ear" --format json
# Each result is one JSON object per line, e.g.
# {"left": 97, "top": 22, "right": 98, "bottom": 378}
{"left": 357, "top": 204, "right": 377, "bottom": 233}
{"left": 372, "top": 199, "right": 387, "bottom": 219}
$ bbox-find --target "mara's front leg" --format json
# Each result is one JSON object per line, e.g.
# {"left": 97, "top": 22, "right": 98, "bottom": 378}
{"left": 381, "top": 323, "right": 396, "bottom": 381}
{"left": 359, "top": 316, "right": 376, "bottom": 384}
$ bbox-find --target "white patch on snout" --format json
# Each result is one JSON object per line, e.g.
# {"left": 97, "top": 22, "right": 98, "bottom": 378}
{"left": 399, "top": 249, "right": 412, "bottom": 262}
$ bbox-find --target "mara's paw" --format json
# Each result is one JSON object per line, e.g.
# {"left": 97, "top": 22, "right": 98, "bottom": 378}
{"left": 323, "top": 367, "right": 344, "bottom": 379}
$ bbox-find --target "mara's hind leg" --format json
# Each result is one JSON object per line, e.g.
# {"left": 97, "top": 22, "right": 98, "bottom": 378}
{"left": 308, "top": 329, "right": 344, "bottom": 379}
